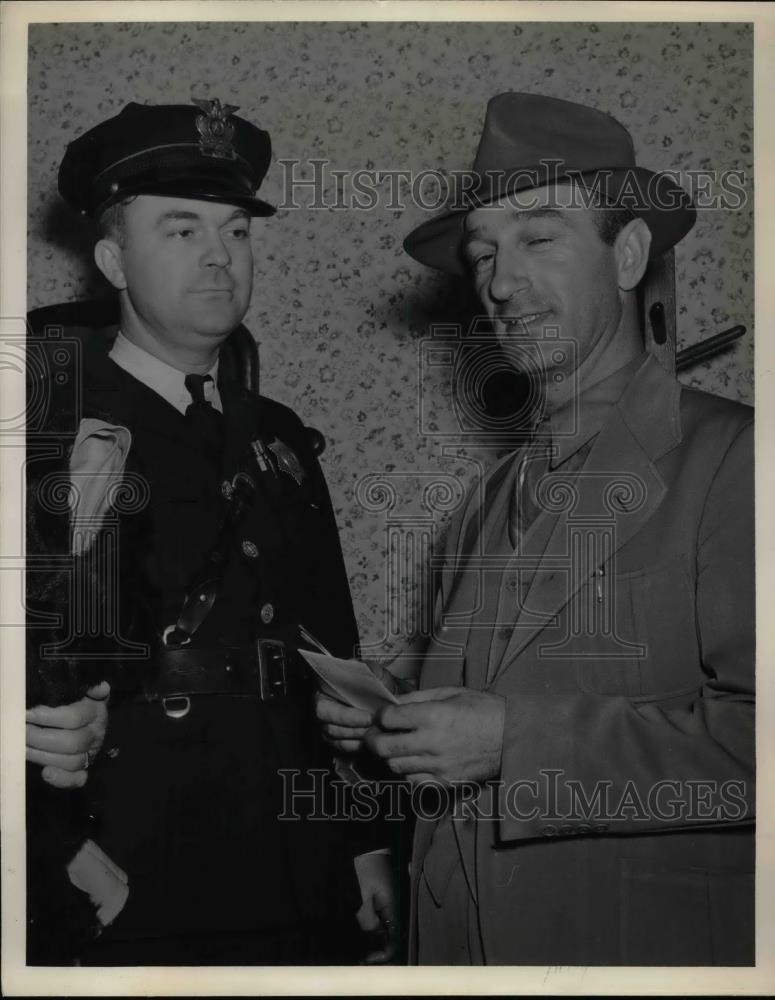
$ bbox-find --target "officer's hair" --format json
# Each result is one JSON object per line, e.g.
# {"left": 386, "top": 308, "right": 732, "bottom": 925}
{"left": 98, "top": 197, "right": 137, "bottom": 248}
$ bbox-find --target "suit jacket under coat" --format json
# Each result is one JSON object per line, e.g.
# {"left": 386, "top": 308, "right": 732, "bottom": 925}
{"left": 410, "top": 354, "right": 755, "bottom": 966}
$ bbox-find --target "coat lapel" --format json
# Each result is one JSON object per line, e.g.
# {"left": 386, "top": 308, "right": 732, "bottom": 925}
{"left": 420, "top": 451, "right": 517, "bottom": 689}
{"left": 487, "top": 355, "right": 682, "bottom": 684}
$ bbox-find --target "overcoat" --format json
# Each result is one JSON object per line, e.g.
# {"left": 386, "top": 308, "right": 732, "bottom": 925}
{"left": 411, "top": 354, "right": 755, "bottom": 965}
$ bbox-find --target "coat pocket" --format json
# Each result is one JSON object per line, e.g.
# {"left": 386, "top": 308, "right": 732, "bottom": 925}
{"left": 575, "top": 556, "right": 697, "bottom": 697}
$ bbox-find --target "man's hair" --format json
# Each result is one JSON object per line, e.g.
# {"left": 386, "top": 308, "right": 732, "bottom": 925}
{"left": 98, "top": 197, "right": 136, "bottom": 247}
{"left": 593, "top": 205, "right": 637, "bottom": 246}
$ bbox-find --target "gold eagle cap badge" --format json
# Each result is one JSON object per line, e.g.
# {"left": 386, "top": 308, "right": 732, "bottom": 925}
{"left": 192, "top": 97, "right": 239, "bottom": 159}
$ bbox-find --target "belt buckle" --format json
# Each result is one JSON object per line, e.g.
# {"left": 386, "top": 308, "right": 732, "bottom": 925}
{"left": 257, "top": 639, "right": 288, "bottom": 700}
{"left": 162, "top": 696, "right": 191, "bottom": 719}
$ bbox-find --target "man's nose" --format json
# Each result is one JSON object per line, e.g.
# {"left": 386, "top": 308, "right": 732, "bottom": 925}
{"left": 200, "top": 232, "right": 231, "bottom": 268}
{"left": 488, "top": 248, "right": 530, "bottom": 304}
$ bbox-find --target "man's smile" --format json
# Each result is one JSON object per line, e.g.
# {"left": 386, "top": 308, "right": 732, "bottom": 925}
{"left": 496, "top": 310, "right": 552, "bottom": 331}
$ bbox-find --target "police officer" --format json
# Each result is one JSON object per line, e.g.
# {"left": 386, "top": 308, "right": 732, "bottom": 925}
{"left": 25, "top": 99, "right": 395, "bottom": 965}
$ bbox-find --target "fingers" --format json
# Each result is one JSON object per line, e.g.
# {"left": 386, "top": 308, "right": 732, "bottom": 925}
{"left": 382, "top": 755, "right": 438, "bottom": 778}
{"left": 25, "top": 721, "right": 94, "bottom": 755}
{"left": 86, "top": 681, "right": 111, "bottom": 702}
{"left": 40, "top": 766, "right": 87, "bottom": 790}
{"left": 315, "top": 693, "right": 373, "bottom": 729}
{"left": 377, "top": 698, "right": 448, "bottom": 733}
{"left": 25, "top": 697, "right": 99, "bottom": 730}
{"left": 393, "top": 686, "right": 460, "bottom": 704}
{"left": 26, "top": 746, "right": 89, "bottom": 772}
{"left": 356, "top": 898, "right": 398, "bottom": 965}
{"left": 323, "top": 723, "right": 370, "bottom": 740}
{"left": 328, "top": 738, "right": 364, "bottom": 753}
{"left": 355, "top": 897, "right": 380, "bottom": 934}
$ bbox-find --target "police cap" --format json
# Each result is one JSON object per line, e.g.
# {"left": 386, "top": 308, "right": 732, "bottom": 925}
{"left": 58, "top": 98, "right": 275, "bottom": 219}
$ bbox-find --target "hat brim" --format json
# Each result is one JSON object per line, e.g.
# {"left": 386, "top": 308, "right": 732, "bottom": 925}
{"left": 97, "top": 177, "right": 276, "bottom": 218}
{"left": 403, "top": 167, "right": 695, "bottom": 275}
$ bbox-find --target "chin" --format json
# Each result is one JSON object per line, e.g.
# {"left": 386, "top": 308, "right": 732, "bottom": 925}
{"left": 190, "top": 308, "right": 246, "bottom": 339}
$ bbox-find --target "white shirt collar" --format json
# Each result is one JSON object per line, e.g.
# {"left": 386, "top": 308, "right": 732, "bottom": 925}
{"left": 108, "top": 331, "right": 222, "bottom": 415}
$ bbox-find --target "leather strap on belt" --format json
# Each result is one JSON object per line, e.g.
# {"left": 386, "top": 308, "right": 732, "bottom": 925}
{"left": 143, "top": 640, "right": 292, "bottom": 702}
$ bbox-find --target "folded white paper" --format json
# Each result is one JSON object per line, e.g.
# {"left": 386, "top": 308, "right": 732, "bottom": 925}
{"left": 299, "top": 650, "right": 398, "bottom": 713}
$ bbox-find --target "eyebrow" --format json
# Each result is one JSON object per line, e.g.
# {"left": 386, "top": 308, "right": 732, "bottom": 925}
{"left": 464, "top": 207, "right": 572, "bottom": 241}
{"left": 155, "top": 208, "right": 250, "bottom": 226}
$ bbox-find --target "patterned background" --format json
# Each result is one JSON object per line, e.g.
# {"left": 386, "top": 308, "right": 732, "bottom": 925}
{"left": 27, "top": 20, "right": 754, "bottom": 656}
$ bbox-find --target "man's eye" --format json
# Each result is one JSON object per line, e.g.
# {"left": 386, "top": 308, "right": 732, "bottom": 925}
{"left": 526, "top": 237, "right": 552, "bottom": 247}
{"left": 472, "top": 252, "right": 494, "bottom": 270}
{"left": 228, "top": 227, "right": 249, "bottom": 240}
{"left": 170, "top": 228, "right": 195, "bottom": 239}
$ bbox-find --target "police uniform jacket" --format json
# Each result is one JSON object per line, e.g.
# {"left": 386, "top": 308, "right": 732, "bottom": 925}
{"left": 26, "top": 323, "right": 365, "bottom": 960}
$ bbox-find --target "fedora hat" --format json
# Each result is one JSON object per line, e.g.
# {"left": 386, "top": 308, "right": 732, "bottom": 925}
{"left": 404, "top": 93, "right": 695, "bottom": 274}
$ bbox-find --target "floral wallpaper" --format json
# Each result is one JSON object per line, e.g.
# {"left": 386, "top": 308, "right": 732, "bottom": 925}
{"left": 27, "top": 20, "right": 754, "bottom": 657}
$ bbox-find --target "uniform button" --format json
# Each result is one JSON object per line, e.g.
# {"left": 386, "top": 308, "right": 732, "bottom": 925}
{"left": 107, "top": 747, "right": 120, "bottom": 759}
{"left": 221, "top": 480, "right": 235, "bottom": 500}
{"left": 241, "top": 540, "right": 259, "bottom": 559}
{"left": 260, "top": 602, "right": 275, "bottom": 624}
{"left": 541, "top": 825, "right": 557, "bottom": 837}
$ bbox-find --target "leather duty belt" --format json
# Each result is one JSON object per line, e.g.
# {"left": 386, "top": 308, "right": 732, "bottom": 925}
{"left": 143, "top": 640, "right": 290, "bottom": 715}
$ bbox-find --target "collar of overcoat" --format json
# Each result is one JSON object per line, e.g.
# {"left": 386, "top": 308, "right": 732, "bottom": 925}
{"left": 438, "top": 353, "right": 683, "bottom": 689}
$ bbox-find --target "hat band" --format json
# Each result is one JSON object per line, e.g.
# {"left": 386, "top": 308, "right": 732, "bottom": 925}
{"left": 94, "top": 142, "right": 254, "bottom": 183}
{"left": 91, "top": 147, "right": 255, "bottom": 215}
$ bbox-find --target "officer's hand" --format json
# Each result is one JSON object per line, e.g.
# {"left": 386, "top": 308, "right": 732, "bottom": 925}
{"left": 365, "top": 686, "right": 506, "bottom": 786}
{"left": 353, "top": 851, "right": 398, "bottom": 964}
{"left": 315, "top": 662, "right": 410, "bottom": 753}
{"left": 25, "top": 682, "right": 110, "bottom": 789}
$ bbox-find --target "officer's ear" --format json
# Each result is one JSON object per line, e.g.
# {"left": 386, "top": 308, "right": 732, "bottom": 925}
{"left": 94, "top": 239, "right": 128, "bottom": 291}
{"left": 614, "top": 217, "right": 651, "bottom": 292}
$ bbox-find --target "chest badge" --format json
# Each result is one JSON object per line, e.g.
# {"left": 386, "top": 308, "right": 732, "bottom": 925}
{"left": 267, "top": 437, "right": 307, "bottom": 485}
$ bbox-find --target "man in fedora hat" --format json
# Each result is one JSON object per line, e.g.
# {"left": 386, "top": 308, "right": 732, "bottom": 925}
{"left": 317, "top": 93, "right": 754, "bottom": 964}
{"left": 24, "top": 98, "right": 396, "bottom": 965}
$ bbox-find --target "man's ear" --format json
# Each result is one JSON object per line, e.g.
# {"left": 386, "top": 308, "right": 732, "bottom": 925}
{"left": 94, "top": 239, "right": 127, "bottom": 291}
{"left": 614, "top": 218, "right": 652, "bottom": 292}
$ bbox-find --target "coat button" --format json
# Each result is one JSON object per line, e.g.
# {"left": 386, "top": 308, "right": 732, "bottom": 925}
{"left": 260, "top": 603, "right": 275, "bottom": 624}
{"left": 107, "top": 747, "right": 120, "bottom": 759}
{"left": 241, "top": 540, "right": 259, "bottom": 559}
{"left": 221, "top": 480, "right": 235, "bottom": 500}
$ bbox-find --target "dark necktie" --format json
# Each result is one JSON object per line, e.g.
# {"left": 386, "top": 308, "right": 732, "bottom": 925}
{"left": 184, "top": 373, "right": 224, "bottom": 467}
